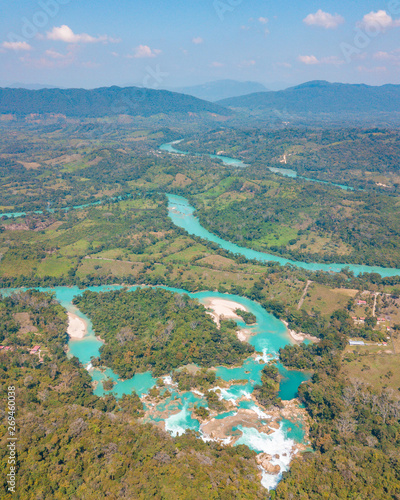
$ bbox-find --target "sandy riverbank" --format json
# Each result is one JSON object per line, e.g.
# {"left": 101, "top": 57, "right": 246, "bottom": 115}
{"left": 67, "top": 312, "right": 88, "bottom": 339}
{"left": 203, "top": 298, "right": 252, "bottom": 342}
{"left": 283, "top": 321, "right": 319, "bottom": 344}
{"left": 203, "top": 298, "right": 246, "bottom": 323}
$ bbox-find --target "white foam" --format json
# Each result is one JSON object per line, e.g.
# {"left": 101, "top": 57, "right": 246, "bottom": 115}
{"left": 163, "top": 375, "right": 177, "bottom": 386}
{"left": 260, "top": 468, "right": 283, "bottom": 491}
{"left": 235, "top": 425, "right": 297, "bottom": 491}
{"left": 210, "top": 386, "right": 252, "bottom": 404}
{"left": 164, "top": 402, "right": 199, "bottom": 437}
{"left": 200, "top": 432, "right": 234, "bottom": 446}
{"left": 86, "top": 362, "right": 93, "bottom": 371}
{"left": 255, "top": 349, "right": 277, "bottom": 363}
{"left": 250, "top": 404, "right": 270, "bottom": 419}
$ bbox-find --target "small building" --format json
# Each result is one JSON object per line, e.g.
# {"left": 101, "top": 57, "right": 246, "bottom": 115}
{"left": 30, "top": 345, "right": 41, "bottom": 355}
{"left": 357, "top": 300, "right": 367, "bottom": 305}
{"left": 349, "top": 340, "right": 365, "bottom": 346}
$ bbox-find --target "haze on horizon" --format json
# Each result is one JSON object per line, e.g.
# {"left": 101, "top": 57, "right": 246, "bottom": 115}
{"left": 1, "top": 0, "right": 400, "bottom": 90}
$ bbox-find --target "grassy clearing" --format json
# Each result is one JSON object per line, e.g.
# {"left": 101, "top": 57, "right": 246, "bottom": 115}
{"left": 301, "top": 284, "right": 350, "bottom": 315}
{"left": 343, "top": 351, "right": 400, "bottom": 393}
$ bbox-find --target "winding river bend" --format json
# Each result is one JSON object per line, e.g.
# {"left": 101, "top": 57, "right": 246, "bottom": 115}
{"left": 2, "top": 143, "right": 400, "bottom": 277}
{"left": 167, "top": 193, "right": 400, "bottom": 278}
{"left": 160, "top": 140, "right": 353, "bottom": 191}
{"left": 160, "top": 141, "right": 400, "bottom": 278}
{"left": 2, "top": 142, "right": 390, "bottom": 489}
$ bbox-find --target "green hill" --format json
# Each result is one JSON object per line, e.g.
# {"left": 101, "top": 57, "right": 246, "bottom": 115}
{"left": 0, "top": 86, "right": 232, "bottom": 118}
{"left": 218, "top": 81, "right": 400, "bottom": 123}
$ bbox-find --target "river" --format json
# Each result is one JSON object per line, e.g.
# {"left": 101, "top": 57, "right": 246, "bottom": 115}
{"left": 1, "top": 284, "right": 309, "bottom": 490}
{"left": 1, "top": 138, "right": 392, "bottom": 490}
{"left": 160, "top": 140, "right": 353, "bottom": 190}
{"left": 167, "top": 193, "right": 400, "bottom": 278}
{"left": 2, "top": 144, "right": 400, "bottom": 276}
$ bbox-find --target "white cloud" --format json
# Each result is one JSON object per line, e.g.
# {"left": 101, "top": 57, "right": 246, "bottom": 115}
{"left": 240, "top": 59, "right": 256, "bottom": 67}
{"left": 277, "top": 62, "right": 292, "bottom": 68}
{"left": 46, "top": 25, "right": 118, "bottom": 44}
{"left": 258, "top": 17, "right": 268, "bottom": 24}
{"left": 298, "top": 55, "right": 344, "bottom": 65}
{"left": 2, "top": 41, "right": 32, "bottom": 51}
{"left": 132, "top": 45, "right": 161, "bottom": 58}
{"left": 192, "top": 37, "right": 204, "bottom": 44}
{"left": 304, "top": 10, "right": 344, "bottom": 29}
{"left": 373, "top": 49, "right": 400, "bottom": 63}
{"left": 19, "top": 47, "right": 76, "bottom": 69}
{"left": 323, "top": 56, "right": 345, "bottom": 65}
{"left": 359, "top": 10, "right": 400, "bottom": 30}
{"left": 45, "top": 49, "right": 66, "bottom": 59}
{"left": 373, "top": 51, "right": 391, "bottom": 60}
{"left": 211, "top": 61, "right": 224, "bottom": 67}
{"left": 298, "top": 55, "right": 319, "bottom": 65}
{"left": 357, "top": 65, "right": 388, "bottom": 73}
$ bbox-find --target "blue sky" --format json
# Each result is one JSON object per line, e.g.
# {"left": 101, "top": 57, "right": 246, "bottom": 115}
{"left": 1, "top": 0, "right": 399, "bottom": 89}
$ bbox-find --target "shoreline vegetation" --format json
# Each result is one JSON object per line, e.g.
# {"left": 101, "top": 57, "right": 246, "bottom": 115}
{"left": 73, "top": 288, "right": 254, "bottom": 378}
{"left": 203, "top": 297, "right": 254, "bottom": 342}
{"left": 282, "top": 321, "right": 320, "bottom": 344}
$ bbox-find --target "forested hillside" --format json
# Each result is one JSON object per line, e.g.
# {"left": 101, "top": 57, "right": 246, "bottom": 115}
{"left": 219, "top": 81, "right": 400, "bottom": 124}
{"left": 180, "top": 128, "right": 400, "bottom": 191}
{"left": 0, "top": 86, "right": 231, "bottom": 118}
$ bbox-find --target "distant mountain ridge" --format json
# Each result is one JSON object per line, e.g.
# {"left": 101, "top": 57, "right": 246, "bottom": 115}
{"left": 218, "top": 80, "right": 400, "bottom": 115}
{"left": 0, "top": 86, "right": 232, "bottom": 118}
{"left": 6, "top": 83, "right": 59, "bottom": 90}
{"left": 172, "top": 80, "right": 268, "bottom": 102}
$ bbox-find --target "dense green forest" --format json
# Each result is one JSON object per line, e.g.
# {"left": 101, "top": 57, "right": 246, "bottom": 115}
{"left": 74, "top": 288, "right": 253, "bottom": 377}
{"left": 0, "top": 86, "right": 231, "bottom": 118}
{"left": 253, "top": 362, "right": 282, "bottom": 408}
{"left": 218, "top": 81, "right": 400, "bottom": 126}
{"left": 274, "top": 312, "right": 400, "bottom": 499}
{"left": 0, "top": 291, "right": 267, "bottom": 499}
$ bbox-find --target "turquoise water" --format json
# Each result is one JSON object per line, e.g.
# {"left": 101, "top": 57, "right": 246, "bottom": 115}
{"left": 1, "top": 285, "right": 307, "bottom": 401}
{"left": 0, "top": 195, "right": 118, "bottom": 219}
{"left": 280, "top": 417, "right": 306, "bottom": 443}
{"left": 160, "top": 141, "right": 353, "bottom": 190}
{"left": 160, "top": 140, "right": 248, "bottom": 168}
{"left": 167, "top": 193, "right": 400, "bottom": 278}
{"left": 1, "top": 284, "right": 309, "bottom": 489}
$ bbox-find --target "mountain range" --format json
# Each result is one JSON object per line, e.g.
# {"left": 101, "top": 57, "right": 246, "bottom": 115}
{"left": 1, "top": 81, "right": 400, "bottom": 123}
{"left": 170, "top": 80, "right": 268, "bottom": 102}
{"left": 0, "top": 86, "right": 231, "bottom": 118}
{"left": 218, "top": 80, "right": 400, "bottom": 115}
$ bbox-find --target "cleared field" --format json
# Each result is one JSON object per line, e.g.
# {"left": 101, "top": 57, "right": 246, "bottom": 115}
{"left": 343, "top": 351, "right": 400, "bottom": 393}
{"left": 301, "top": 283, "right": 351, "bottom": 316}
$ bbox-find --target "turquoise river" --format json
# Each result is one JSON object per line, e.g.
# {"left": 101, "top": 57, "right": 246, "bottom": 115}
{"left": 2, "top": 139, "right": 398, "bottom": 489}
{"left": 1, "top": 284, "right": 309, "bottom": 490}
